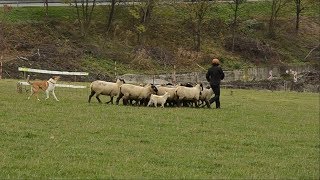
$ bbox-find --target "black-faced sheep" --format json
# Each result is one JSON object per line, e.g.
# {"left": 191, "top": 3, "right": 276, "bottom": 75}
{"left": 199, "top": 86, "right": 214, "bottom": 108}
{"left": 116, "top": 83, "right": 158, "bottom": 106}
{"left": 147, "top": 91, "right": 170, "bottom": 108}
{"left": 175, "top": 83, "right": 203, "bottom": 107}
{"left": 88, "top": 79, "right": 125, "bottom": 104}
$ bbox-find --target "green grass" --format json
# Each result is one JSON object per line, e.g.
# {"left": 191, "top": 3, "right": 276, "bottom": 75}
{"left": 0, "top": 79, "right": 319, "bottom": 179}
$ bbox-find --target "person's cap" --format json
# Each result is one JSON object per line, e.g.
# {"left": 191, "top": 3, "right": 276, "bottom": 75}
{"left": 212, "top": 58, "right": 220, "bottom": 65}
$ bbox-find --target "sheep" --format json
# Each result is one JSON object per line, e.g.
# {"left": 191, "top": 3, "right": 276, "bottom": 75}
{"left": 116, "top": 83, "right": 158, "bottom": 106}
{"left": 175, "top": 83, "right": 203, "bottom": 107}
{"left": 199, "top": 86, "right": 214, "bottom": 108}
{"left": 147, "top": 91, "right": 170, "bottom": 108}
{"left": 88, "top": 79, "right": 125, "bottom": 104}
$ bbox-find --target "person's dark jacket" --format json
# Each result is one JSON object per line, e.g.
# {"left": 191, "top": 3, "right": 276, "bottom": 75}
{"left": 206, "top": 64, "right": 225, "bottom": 86}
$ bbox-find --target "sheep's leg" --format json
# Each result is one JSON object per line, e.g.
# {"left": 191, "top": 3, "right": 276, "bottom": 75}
{"left": 205, "top": 100, "right": 210, "bottom": 108}
{"left": 177, "top": 99, "right": 181, "bottom": 107}
{"left": 194, "top": 99, "right": 199, "bottom": 108}
{"left": 96, "top": 94, "right": 102, "bottom": 103}
{"left": 116, "top": 96, "right": 121, "bottom": 105}
{"left": 116, "top": 92, "right": 123, "bottom": 105}
{"left": 88, "top": 91, "right": 95, "bottom": 103}
{"left": 106, "top": 96, "right": 113, "bottom": 104}
{"left": 141, "top": 99, "right": 148, "bottom": 106}
{"left": 147, "top": 100, "right": 152, "bottom": 107}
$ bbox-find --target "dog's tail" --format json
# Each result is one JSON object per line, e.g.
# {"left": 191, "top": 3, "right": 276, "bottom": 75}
{"left": 26, "top": 75, "right": 32, "bottom": 85}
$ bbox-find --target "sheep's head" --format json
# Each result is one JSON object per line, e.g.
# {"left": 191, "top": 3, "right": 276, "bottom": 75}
{"left": 116, "top": 78, "right": 126, "bottom": 84}
{"left": 151, "top": 84, "right": 158, "bottom": 94}
{"left": 195, "top": 83, "right": 203, "bottom": 91}
{"left": 181, "top": 82, "right": 193, "bottom": 87}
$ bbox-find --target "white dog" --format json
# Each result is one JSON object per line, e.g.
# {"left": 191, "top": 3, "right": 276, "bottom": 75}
{"left": 147, "top": 91, "right": 170, "bottom": 108}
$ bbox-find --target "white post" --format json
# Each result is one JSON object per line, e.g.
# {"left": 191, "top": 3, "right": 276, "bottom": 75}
{"left": 172, "top": 65, "right": 176, "bottom": 85}
{"left": 114, "top": 61, "right": 117, "bottom": 78}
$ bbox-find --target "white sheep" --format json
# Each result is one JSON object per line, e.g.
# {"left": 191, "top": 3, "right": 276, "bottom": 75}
{"left": 175, "top": 83, "right": 203, "bottom": 107}
{"left": 147, "top": 91, "right": 170, "bottom": 108}
{"left": 199, "top": 87, "right": 214, "bottom": 108}
{"left": 116, "top": 83, "right": 158, "bottom": 106}
{"left": 88, "top": 79, "right": 125, "bottom": 104}
{"left": 156, "top": 85, "right": 178, "bottom": 106}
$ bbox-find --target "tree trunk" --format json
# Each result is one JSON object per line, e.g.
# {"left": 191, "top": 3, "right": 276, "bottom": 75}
{"left": 295, "top": 0, "right": 302, "bottom": 32}
{"left": 107, "top": 0, "right": 116, "bottom": 32}
{"left": 231, "top": 1, "right": 239, "bottom": 52}
{"left": 268, "top": 0, "right": 277, "bottom": 37}
{"left": 196, "top": 26, "right": 201, "bottom": 51}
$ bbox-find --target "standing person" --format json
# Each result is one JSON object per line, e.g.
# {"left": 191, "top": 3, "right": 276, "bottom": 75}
{"left": 206, "top": 58, "right": 225, "bottom": 108}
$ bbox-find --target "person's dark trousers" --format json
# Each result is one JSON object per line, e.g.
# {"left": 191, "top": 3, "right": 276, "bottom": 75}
{"left": 209, "top": 84, "right": 221, "bottom": 108}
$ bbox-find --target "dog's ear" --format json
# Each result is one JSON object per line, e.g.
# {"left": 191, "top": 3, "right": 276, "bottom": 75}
{"left": 53, "top": 76, "right": 60, "bottom": 80}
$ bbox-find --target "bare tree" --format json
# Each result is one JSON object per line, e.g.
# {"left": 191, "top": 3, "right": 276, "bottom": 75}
{"left": 106, "top": 0, "right": 117, "bottom": 32}
{"left": 229, "top": 0, "right": 245, "bottom": 52}
{"left": 294, "top": 0, "right": 304, "bottom": 32}
{"left": 74, "top": 0, "right": 97, "bottom": 37}
{"left": 185, "top": 0, "right": 211, "bottom": 51}
{"left": 128, "top": 0, "right": 157, "bottom": 44}
{"left": 268, "top": 0, "right": 289, "bottom": 38}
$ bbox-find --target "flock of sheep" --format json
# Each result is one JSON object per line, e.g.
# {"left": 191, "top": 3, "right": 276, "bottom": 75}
{"left": 88, "top": 79, "right": 214, "bottom": 108}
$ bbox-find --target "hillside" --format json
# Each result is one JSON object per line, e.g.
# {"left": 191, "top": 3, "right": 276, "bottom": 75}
{"left": 0, "top": 1, "right": 319, "bottom": 81}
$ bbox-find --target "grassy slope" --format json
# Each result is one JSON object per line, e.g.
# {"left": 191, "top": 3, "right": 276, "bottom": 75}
{"left": 0, "top": 1, "right": 319, "bottom": 76}
{"left": 0, "top": 79, "right": 319, "bottom": 178}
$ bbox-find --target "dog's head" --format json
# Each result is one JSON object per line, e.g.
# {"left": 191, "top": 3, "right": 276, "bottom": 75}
{"left": 52, "top": 76, "right": 60, "bottom": 81}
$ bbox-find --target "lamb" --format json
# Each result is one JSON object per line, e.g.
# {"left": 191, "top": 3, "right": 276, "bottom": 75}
{"left": 88, "top": 79, "right": 125, "bottom": 104}
{"left": 199, "top": 86, "right": 214, "bottom": 108}
{"left": 147, "top": 91, "right": 170, "bottom": 108}
{"left": 175, "top": 83, "right": 203, "bottom": 107}
{"left": 116, "top": 83, "right": 158, "bottom": 106}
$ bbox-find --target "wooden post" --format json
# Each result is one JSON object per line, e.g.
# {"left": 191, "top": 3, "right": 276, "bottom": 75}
{"left": 114, "top": 61, "right": 117, "bottom": 78}
{"left": 172, "top": 65, "right": 176, "bottom": 85}
{"left": 0, "top": 60, "right": 2, "bottom": 80}
{"left": 195, "top": 72, "right": 199, "bottom": 83}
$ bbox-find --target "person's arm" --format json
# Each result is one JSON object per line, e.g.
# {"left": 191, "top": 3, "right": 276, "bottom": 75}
{"left": 220, "top": 67, "right": 225, "bottom": 80}
{"left": 206, "top": 70, "right": 211, "bottom": 82}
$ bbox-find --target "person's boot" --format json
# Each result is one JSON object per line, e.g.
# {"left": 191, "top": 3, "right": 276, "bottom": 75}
{"left": 209, "top": 98, "right": 215, "bottom": 105}
{"left": 216, "top": 101, "right": 220, "bottom": 109}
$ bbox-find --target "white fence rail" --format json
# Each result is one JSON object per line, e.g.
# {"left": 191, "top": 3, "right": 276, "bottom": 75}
{"left": 17, "top": 67, "right": 88, "bottom": 93}
{"left": 18, "top": 67, "right": 89, "bottom": 76}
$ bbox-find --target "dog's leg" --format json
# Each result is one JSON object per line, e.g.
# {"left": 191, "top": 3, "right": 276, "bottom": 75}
{"left": 27, "top": 87, "right": 34, "bottom": 100}
{"left": 45, "top": 90, "right": 50, "bottom": 100}
{"left": 36, "top": 91, "right": 40, "bottom": 101}
{"left": 52, "top": 90, "right": 59, "bottom": 101}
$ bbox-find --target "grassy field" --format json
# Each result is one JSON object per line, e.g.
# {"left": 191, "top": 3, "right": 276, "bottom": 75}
{"left": 0, "top": 79, "right": 319, "bottom": 179}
